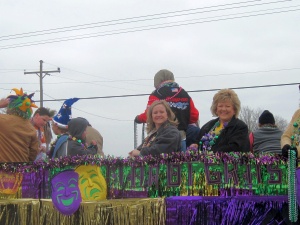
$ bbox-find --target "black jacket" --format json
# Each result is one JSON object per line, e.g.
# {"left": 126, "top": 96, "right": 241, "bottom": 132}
{"left": 197, "top": 117, "right": 250, "bottom": 152}
{"left": 152, "top": 85, "right": 192, "bottom": 131}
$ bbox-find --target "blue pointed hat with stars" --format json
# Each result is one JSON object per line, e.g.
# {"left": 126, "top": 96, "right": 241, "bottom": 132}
{"left": 52, "top": 98, "right": 79, "bottom": 128}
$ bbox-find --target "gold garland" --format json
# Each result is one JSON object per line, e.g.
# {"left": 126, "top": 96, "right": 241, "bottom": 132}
{"left": 38, "top": 198, "right": 165, "bottom": 225}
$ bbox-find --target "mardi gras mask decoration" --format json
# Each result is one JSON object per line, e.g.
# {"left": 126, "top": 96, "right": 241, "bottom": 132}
{"left": 75, "top": 165, "right": 107, "bottom": 201}
{"left": 0, "top": 171, "right": 23, "bottom": 195}
{"left": 51, "top": 170, "right": 81, "bottom": 215}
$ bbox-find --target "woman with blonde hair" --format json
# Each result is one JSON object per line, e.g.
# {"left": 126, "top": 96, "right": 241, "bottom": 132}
{"left": 193, "top": 89, "right": 249, "bottom": 153}
{"left": 129, "top": 100, "right": 181, "bottom": 156}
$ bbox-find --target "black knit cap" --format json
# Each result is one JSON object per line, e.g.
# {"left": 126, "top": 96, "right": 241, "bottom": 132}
{"left": 259, "top": 110, "right": 275, "bottom": 125}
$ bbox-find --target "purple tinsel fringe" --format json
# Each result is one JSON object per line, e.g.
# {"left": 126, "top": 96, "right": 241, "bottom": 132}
{"left": 165, "top": 196, "right": 290, "bottom": 225}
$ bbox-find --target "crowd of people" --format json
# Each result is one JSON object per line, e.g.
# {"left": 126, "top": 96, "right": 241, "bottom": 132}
{"left": 0, "top": 71, "right": 299, "bottom": 163}
{"left": 0, "top": 91, "right": 103, "bottom": 162}
{"left": 131, "top": 69, "right": 299, "bottom": 159}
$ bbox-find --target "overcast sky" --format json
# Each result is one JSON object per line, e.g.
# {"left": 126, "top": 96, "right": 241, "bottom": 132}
{"left": 0, "top": 0, "right": 299, "bottom": 157}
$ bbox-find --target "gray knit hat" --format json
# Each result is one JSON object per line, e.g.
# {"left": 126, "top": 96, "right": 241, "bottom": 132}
{"left": 153, "top": 69, "right": 174, "bottom": 88}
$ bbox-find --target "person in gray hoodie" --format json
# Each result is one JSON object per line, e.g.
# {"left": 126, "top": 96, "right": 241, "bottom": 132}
{"left": 54, "top": 118, "right": 97, "bottom": 157}
{"left": 249, "top": 110, "right": 282, "bottom": 154}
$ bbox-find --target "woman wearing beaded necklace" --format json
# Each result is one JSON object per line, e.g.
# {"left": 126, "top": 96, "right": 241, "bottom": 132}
{"left": 192, "top": 89, "right": 250, "bottom": 153}
{"left": 129, "top": 100, "right": 181, "bottom": 156}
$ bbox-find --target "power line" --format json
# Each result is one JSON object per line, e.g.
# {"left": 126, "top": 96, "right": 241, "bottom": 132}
{"left": 43, "top": 92, "right": 131, "bottom": 122}
{"left": 2, "top": 5, "right": 298, "bottom": 48}
{"left": 1, "top": 6, "right": 299, "bottom": 50}
{"left": 47, "top": 67, "right": 300, "bottom": 84}
{"left": 42, "top": 82, "right": 299, "bottom": 121}
{"left": 44, "top": 62, "right": 150, "bottom": 88}
{"left": 0, "top": 0, "right": 291, "bottom": 41}
{"left": 49, "top": 74, "right": 145, "bottom": 92}
{"left": 1, "top": 67, "right": 299, "bottom": 84}
{"left": 0, "top": 0, "right": 284, "bottom": 40}
{"left": 39, "top": 82, "right": 299, "bottom": 102}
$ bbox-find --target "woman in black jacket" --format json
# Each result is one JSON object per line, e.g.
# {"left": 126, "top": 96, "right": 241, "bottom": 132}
{"left": 194, "top": 89, "right": 249, "bottom": 153}
{"left": 129, "top": 100, "right": 181, "bottom": 156}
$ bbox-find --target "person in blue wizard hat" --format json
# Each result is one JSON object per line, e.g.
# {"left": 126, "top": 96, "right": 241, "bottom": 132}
{"left": 48, "top": 98, "right": 79, "bottom": 158}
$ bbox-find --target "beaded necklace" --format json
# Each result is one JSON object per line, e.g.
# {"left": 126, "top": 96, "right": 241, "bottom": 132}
{"left": 199, "top": 120, "right": 228, "bottom": 151}
{"left": 291, "top": 118, "right": 300, "bottom": 148}
{"left": 69, "top": 135, "right": 86, "bottom": 149}
{"left": 288, "top": 117, "right": 299, "bottom": 222}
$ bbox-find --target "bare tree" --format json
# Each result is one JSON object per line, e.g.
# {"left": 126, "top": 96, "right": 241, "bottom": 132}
{"left": 239, "top": 106, "right": 288, "bottom": 132}
{"left": 274, "top": 115, "right": 289, "bottom": 132}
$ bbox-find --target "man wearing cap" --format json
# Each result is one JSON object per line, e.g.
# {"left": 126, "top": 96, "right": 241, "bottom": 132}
{"left": 249, "top": 110, "right": 282, "bottom": 154}
{"left": 0, "top": 88, "right": 39, "bottom": 162}
{"left": 134, "top": 69, "right": 199, "bottom": 151}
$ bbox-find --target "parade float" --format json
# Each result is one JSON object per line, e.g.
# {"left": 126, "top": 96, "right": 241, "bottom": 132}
{"left": 0, "top": 150, "right": 295, "bottom": 225}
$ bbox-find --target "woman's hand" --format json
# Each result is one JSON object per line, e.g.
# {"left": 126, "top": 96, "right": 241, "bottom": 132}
{"left": 86, "top": 140, "right": 98, "bottom": 150}
{"left": 38, "top": 145, "right": 46, "bottom": 153}
{"left": 189, "top": 143, "right": 198, "bottom": 149}
{"left": 0, "top": 98, "right": 9, "bottom": 108}
{"left": 129, "top": 149, "right": 141, "bottom": 157}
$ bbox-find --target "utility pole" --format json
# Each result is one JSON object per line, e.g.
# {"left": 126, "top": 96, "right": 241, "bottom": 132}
{"left": 24, "top": 60, "right": 60, "bottom": 107}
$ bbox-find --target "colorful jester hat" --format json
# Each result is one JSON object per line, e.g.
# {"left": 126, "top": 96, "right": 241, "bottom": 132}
{"left": 7, "top": 88, "right": 38, "bottom": 119}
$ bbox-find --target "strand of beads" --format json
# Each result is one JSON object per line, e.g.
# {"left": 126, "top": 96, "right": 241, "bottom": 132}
{"left": 200, "top": 132, "right": 219, "bottom": 151}
{"left": 69, "top": 136, "right": 85, "bottom": 149}
{"left": 199, "top": 121, "right": 228, "bottom": 152}
{"left": 288, "top": 148, "right": 298, "bottom": 222}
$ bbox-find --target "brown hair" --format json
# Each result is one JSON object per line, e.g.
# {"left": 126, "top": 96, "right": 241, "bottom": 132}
{"left": 33, "top": 107, "right": 51, "bottom": 117}
{"left": 146, "top": 100, "right": 178, "bottom": 133}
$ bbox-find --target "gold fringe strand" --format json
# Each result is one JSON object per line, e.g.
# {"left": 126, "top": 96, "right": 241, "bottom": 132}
{"left": 0, "top": 199, "right": 39, "bottom": 225}
{"left": 0, "top": 198, "right": 165, "bottom": 225}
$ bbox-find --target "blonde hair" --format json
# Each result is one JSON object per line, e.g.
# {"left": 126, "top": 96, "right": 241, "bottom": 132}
{"left": 210, "top": 89, "right": 241, "bottom": 117}
{"left": 146, "top": 100, "right": 178, "bottom": 133}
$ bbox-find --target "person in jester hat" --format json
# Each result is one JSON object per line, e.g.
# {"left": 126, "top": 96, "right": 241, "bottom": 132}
{"left": 0, "top": 88, "right": 39, "bottom": 162}
{"left": 49, "top": 98, "right": 79, "bottom": 158}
